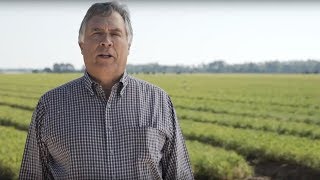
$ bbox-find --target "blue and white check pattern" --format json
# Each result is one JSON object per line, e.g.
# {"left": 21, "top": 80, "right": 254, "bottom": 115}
{"left": 19, "top": 71, "right": 194, "bottom": 180}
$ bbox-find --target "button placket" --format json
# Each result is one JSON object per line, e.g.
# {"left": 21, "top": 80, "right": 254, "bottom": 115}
{"left": 105, "top": 83, "right": 120, "bottom": 179}
{"left": 105, "top": 101, "right": 113, "bottom": 133}
{"left": 108, "top": 125, "right": 112, "bottom": 131}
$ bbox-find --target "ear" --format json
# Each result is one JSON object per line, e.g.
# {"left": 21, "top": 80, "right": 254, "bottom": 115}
{"left": 79, "top": 42, "right": 84, "bottom": 55}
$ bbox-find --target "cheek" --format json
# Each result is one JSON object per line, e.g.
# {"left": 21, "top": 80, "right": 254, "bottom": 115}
{"left": 124, "top": 48, "right": 129, "bottom": 57}
{"left": 82, "top": 48, "right": 94, "bottom": 63}
{"left": 121, "top": 49, "right": 129, "bottom": 63}
{"left": 122, "top": 44, "right": 130, "bottom": 57}
{"left": 81, "top": 48, "right": 89, "bottom": 58}
{"left": 82, "top": 45, "right": 95, "bottom": 56}
{"left": 83, "top": 40, "right": 97, "bottom": 50}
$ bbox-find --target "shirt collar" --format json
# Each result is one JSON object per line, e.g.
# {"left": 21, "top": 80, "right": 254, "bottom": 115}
{"left": 119, "top": 70, "right": 128, "bottom": 96}
{"left": 82, "top": 70, "right": 129, "bottom": 96}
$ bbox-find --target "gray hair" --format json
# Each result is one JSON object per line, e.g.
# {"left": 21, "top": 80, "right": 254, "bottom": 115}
{"left": 78, "top": 1, "right": 133, "bottom": 46}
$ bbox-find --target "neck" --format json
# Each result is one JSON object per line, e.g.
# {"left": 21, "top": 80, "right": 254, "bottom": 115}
{"left": 87, "top": 71, "right": 123, "bottom": 94}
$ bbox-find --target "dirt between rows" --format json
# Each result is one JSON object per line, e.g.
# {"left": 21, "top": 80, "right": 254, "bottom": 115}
{"left": 248, "top": 160, "right": 320, "bottom": 180}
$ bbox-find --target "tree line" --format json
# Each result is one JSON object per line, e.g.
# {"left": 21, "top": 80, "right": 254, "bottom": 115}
{"left": 34, "top": 60, "right": 320, "bottom": 74}
{"left": 126, "top": 60, "right": 320, "bottom": 74}
{"left": 36, "top": 63, "right": 79, "bottom": 73}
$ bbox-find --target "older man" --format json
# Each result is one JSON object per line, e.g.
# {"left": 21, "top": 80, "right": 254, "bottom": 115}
{"left": 19, "top": 1, "right": 193, "bottom": 179}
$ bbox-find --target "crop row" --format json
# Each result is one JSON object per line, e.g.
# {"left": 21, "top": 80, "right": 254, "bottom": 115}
{"left": 0, "top": 74, "right": 81, "bottom": 96}
{"left": 171, "top": 94, "right": 319, "bottom": 110}
{"left": 0, "top": 105, "right": 32, "bottom": 131}
{"left": 136, "top": 74, "right": 320, "bottom": 106}
{"left": 173, "top": 99, "right": 320, "bottom": 125}
{"left": 0, "top": 86, "right": 46, "bottom": 96}
{"left": 186, "top": 140, "right": 252, "bottom": 179}
{"left": 0, "top": 126, "right": 27, "bottom": 180}
{"left": 0, "top": 96, "right": 38, "bottom": 111}
{"left": 176, "top": 108, "right": 320, "bottom": 140}
{"left": 0, "top": 91, "right": 39, "bottom": 101}
{"left": 0, "top": 73, "right": 80, "bottom": 89}
{"left": 172, "top": 94, "right": 320, "bottom": 116}
{"left": 180, "top": 120, "right": 320, "bottom": 170}
{"left": 172, "top": 97, "right": 320, "bottom": 119}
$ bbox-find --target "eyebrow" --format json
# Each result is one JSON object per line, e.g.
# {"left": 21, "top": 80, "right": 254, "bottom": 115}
{"left": 90, "top": 27, "right": 123, "bottom": 33}
{"left": 109, "top": 28, "right": 123, "bottom": 33}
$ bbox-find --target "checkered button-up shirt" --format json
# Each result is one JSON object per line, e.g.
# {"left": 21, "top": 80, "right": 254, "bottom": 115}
{"left": 19, "top": 71, "right": 194, "bottom": 180}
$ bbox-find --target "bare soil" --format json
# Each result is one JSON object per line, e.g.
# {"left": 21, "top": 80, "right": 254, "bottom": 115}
{"left": 248, "top": 159, "right": 320, "bottom": 180}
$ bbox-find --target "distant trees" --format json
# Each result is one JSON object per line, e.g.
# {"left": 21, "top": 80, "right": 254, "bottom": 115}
{"left": 31, "top": 60, "right": 320, "bottom": 74}
{"left": 53, "top": 63, "right": 75, "bottom": 72}
{"left": 126, "top": 63, "right": 195, "bottom": 74}
{"left": 127, "top": 60, "right": 320, "bottom": 74}
{"left": 35, "top": 63, "right": 79, "bottom": 73}
{"left": 43, "top": 67, "right": 52, "bottom": 73}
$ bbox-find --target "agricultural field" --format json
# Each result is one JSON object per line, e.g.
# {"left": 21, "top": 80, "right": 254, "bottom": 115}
{"left": 0, "top": 73, "right": 320, "bottom": 179}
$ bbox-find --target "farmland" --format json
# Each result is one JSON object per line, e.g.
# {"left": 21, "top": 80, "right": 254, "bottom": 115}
{"left": 0, "top": 73, "right": 320, "bottom": 179}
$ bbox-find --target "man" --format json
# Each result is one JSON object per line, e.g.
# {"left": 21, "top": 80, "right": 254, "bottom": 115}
{"left": 19, "top": 1, "right": 194, "bottom": 179}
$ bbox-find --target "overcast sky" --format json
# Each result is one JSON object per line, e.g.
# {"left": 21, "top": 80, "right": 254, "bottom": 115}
{"left": 0, "top": 1, "right": 320, "bottom": 69}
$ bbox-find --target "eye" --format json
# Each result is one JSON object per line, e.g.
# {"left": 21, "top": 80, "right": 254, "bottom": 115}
{"left": 111, "top": 32, "right": 122, "bottom": 37}
{"left": 111, "top": 33, "right": 121, "bottom": 37}
{"left": 93, "top": 32, "right": 103, "bottom": 35}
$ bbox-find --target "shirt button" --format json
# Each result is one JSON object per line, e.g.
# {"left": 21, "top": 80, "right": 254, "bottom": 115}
{"left": 108, "top": 126, "right": 112, "bottom": 131}
{"left": 110, "top": 149, "right": 114, "bottom": 155}
{"left": 107, "top": 104, "right": 111, "bottom": 109}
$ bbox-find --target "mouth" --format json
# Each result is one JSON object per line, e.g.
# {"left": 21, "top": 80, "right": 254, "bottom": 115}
{"left": 97, "top": 53, "right": 113, "bottom": 59}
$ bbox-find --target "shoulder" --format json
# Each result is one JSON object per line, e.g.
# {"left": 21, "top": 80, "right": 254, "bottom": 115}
{"left": 31, "top": 76, "right": 83, "bottom": 119}
{"left": 127, "top": 75, "right": 170, "bottom": 98}
{"left": 125, "top": 75, "right": 175, "bottom": 112}
{"left": 39, "top": 76, "right": 84, "bottom": 104}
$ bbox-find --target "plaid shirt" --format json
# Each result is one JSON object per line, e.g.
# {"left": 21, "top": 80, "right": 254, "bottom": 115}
{"left": 19, "top": 71, "right": 194, "bottom": 180}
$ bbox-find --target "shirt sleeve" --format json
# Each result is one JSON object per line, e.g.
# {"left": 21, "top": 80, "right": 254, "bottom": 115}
{"left": 161, "top": 96, "right": 194, "bottom": 180}
{"left": 19, "top": 99, "right": 51, "bottom": 179}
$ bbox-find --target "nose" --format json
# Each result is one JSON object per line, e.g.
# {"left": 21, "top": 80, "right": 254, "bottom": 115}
{"left": 100, "top": 35, "right": 113, "bottom": 47}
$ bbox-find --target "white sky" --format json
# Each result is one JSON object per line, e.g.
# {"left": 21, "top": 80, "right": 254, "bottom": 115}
{"left": 0, "top": 1, "right": 320, "bottom": 69}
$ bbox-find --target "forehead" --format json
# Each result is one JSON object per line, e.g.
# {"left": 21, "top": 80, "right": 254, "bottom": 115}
{"left": 86, "top": 12, "right": 125, "bottom": 31}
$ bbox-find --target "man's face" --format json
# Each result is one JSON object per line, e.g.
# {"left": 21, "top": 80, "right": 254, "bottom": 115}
{"left": 79, "top": 12, "right": 129, "bottom": 79}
